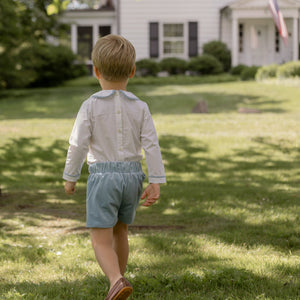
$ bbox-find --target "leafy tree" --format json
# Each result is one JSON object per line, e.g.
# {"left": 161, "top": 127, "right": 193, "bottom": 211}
{"left": 0, "top": 0, "right": 21, "bottom": 88}
{"left": 47, "top": 0, "right": 69, "bottom": 15}
{"left": 0, "top": 0, "right": 79, "bottom": 88}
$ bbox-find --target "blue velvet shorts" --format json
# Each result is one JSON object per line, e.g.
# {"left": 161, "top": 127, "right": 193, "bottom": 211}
{"left": 86, "top": 161, "right": 146, "bottom": 228}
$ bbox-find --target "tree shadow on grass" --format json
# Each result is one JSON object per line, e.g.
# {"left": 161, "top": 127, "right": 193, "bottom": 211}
{"left": 0, "top": 133, "right": 299, "bottom": 249}
{"left": 1, "top": 134, "right": 300, "bottom": 254}
{"left": 0, "top": 137, "right": 88, "bottom": 226}
{"left": 0, "top": 263, "right": 298, "bottom": 299}
{"left": 0, "top": 135, "right": 299, "bottom": 298}
{"left": 136, "top": 134, "right": 300, "bottom": 252}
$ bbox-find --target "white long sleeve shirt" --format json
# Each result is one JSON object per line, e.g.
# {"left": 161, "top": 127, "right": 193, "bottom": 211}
{"left": 63, "top": 89, "right": 166, "bottom": 184}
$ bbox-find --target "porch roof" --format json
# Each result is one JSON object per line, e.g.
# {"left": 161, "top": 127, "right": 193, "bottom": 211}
{"left": 221, "top": 0, "right": 300, "bottom": 19}
{"left": 224, "top": 0, "right": 300, "bottom": 10}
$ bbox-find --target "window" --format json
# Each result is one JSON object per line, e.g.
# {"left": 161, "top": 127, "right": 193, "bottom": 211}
{"left": 275, "top": 27, "right": 280, "bottom": 52}
{"left": 163, "top": 24, "right": 184, "bottom": 55}
{"left": 149, "top": 22, "right": 198, "bottom": 58}
{"left": 77, "top": 26, "right": 93, "bottom": 60}
{"left": 239, "top": 23, "right": 244, "bottom": 52}
{"left": 99, "top": 26, "right": 111, "bottom": 37}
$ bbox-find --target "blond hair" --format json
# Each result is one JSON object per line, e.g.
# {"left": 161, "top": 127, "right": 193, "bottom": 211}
{"left": 92, "top": 34, "right": 136, "bottom": 82}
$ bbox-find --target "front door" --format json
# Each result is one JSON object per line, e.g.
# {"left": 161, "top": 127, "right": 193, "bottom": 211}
{"left": 250, "top": 25, "right": 268, "bottom": 66}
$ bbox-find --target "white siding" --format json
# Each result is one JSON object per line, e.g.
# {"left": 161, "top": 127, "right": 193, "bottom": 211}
{"left": 220, "top": 10, "right": 232, "bottom": 50}
{"left": 119, "top": 0, "right": 232, "bottom": 60}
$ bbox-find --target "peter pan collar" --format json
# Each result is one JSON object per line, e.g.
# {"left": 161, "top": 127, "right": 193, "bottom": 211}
{"left": 92, "top": 90, "right": 139, "bottom": 100}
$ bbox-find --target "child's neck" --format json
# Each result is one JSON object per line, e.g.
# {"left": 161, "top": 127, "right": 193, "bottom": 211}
{"left": 99, "top": 78, "right": 128, "bottom": 91}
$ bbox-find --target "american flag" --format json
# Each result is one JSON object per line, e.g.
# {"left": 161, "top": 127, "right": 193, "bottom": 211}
{"left": 268, "top": 0, "right": 288, "bottom": 45}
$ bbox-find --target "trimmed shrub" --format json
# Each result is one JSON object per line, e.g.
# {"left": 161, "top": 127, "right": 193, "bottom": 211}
{"left": 135, "top": 59, "right": 160, "bottom": 77}
{"left": 256, "top": 64, "right": 278, "bottom": 81}
{"left": 18, "top": 43, "right": 88, "bottom": 87}
{"left": 240, "top": 66, "right": 260, "bottom": 81}
{"left": 230, "top": 64, "right": 247, "bottom": 76}
{"left": 188, "top": 54, "right": 224, "bottom": 75}
{"left": 159, "top": 57, "right": 188, "bottom": 75}
{"left": 202, "top": 40, "right": 231, "bottom": 72}
{"left": 4, "top": 43, "right": 88, "bottom": 88}
{"left": 276, "top": 61, "right": 300, "bottom": 79}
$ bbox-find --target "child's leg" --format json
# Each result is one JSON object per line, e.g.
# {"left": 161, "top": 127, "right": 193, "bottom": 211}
{"left": 113, "top": 220, "right": 129, "bottom": 275}
{"left": 90, "top": 228, "right": 123, "bottom": 289}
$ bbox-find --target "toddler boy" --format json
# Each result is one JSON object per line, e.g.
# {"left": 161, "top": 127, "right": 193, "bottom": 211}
{"left": 63, "top": 34, "right": 166, "bottom": 300}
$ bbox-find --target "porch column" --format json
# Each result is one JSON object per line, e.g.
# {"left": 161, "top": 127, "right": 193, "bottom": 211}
{"left": 71, "top": 24, "right": 78, "bottom": 54}
{"left": 293, "top": 17, "right": 299, "bottom": 61}
{"left": 232, "top": 16, "right": 239, "bottom": 66}
{"left": 93, "top": 24, "right": 99, "bottom": 46}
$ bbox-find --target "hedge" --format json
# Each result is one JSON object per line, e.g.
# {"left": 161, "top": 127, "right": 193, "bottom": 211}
{"left": 135, "top": 59, "right": 160, "bottom": 77}
{"left": 240, "top": 66, "right": 260, "bottom": 81}
{"left": 202, "top": 40, "right": 231, "bottom": 72}
{"left": 159, "top": 57, "right": 188, "bottom": 75}
{"left": 188, "top": 54, "right": 224, "bottom": 75}
{"left": 230, "top": 64, "right": 247, "bottom": 76}
{"left": 256, "top": 64, "right": 278, "bottom": 81}
{"left": 3, "top": 43, "right": 87, "bottom": 88}
{"left": 276, "top": 61, "right": 300, "bottom": 79}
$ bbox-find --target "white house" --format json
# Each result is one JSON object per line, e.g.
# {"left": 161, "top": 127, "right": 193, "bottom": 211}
{"left": 61, "top": 0, "right": 300, "bottom": 70}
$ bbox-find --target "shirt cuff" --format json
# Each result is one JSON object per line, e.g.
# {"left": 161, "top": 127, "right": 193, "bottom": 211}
{"left": 148, "top": 176, "right": 166, "bottom": 184}
{"left": 63, "top": 172, "right": 80, "bottom": 182}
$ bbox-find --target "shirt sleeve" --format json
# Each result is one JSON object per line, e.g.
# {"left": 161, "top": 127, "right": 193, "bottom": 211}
{"left": 141, "top": 104, "right": 166, "bottom": 184}
{"left": 63, "top": 101, "right": 91, "bottom": 182}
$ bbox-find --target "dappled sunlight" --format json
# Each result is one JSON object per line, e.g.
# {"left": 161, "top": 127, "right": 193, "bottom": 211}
{"left": 1, "top": 81, "right": 300, "bottom": 298}
{"left": 162, "top": 207, "right": 179, "bottom": 216}
{"left": 128, "top": 231, "right": 300, "bottom": 296}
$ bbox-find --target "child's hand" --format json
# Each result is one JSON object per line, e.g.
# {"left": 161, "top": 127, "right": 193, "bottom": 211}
{"left": 64, "top": 181, "right": 76, "bottom": 195}
{"left": 141, "top": 183, "right": 160, "bottom": 207}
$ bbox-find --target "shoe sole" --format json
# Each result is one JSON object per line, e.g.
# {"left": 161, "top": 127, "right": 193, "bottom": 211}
{"left": 113, "top": 286, "right": 133, "bottom": 300}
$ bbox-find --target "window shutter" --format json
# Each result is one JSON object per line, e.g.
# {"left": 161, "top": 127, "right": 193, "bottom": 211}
{"left": 189, "top": 22, "right": 198, "bottom": 57}
{"left": 149, "top": 22, "right": 159, "bottom": 58}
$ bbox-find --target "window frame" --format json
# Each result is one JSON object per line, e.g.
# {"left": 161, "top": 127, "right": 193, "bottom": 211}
{"left": 159, "top": 22, "right": 188, "bottom": 58}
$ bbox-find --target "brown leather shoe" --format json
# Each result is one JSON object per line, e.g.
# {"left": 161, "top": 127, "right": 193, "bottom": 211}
{"left": 105, "top": 277, "right": 133, "bottom": 300}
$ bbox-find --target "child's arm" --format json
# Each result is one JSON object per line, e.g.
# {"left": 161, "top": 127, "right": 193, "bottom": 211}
{"left": 63, "top": 100, "right": 91, "bottom": 186}
{"left": 141, "top": 183, "right": 160, "bottom": 207}
{"left": 140, "top": 104, "right": 166, "bottom": 207}
{"left": 141, "top": 105, "right": 166, "bottom": 185}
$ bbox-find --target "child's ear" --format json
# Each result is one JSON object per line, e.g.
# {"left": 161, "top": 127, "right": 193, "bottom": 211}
{"left": 129, "top": 65, "right": 136, "bottom": 78}
{"left": 93, "top": 66, "right": 101, "bottom": 79}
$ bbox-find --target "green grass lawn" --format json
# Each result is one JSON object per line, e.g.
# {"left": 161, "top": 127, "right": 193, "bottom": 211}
{"left": 0, "top": 77, "right": 300, "bottom": 299}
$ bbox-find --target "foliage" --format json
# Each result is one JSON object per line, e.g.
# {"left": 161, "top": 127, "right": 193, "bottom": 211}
{"left": 64, "top": 74, "right": 239, "bottom": 88}
{"left": 135, "top": 59, "right": 160, "bottom": 77}
{"left": 188, "top": 54, "right": 224, "bottom": 75}
{"left": 0, "top": 0, "right": 21, "bottom": 89}
{"left": 17, "top": 43, "right": 88, "bottom": 87}
{"left": 159, "top": 57, "right": 188, "bottom": 75}
{"left": 202, "top": 40, "right": 232, "bottom": 72}
{"left": 47, "top": 0, "right": 70, "bottom": 15}
{"left": 276, "top": 61, "right": 300, "bottom": 79}
{"left": 230, "top": 64, "right": 247, "bottom": 76}
{"left": 256, "top": 64, "right": 278, "bottom": 81}
{"left": 240, "top": 66, "right": 259, "bottom": 81}
{"left": 0, "top": 0, "right": 73, "bottom": 89}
